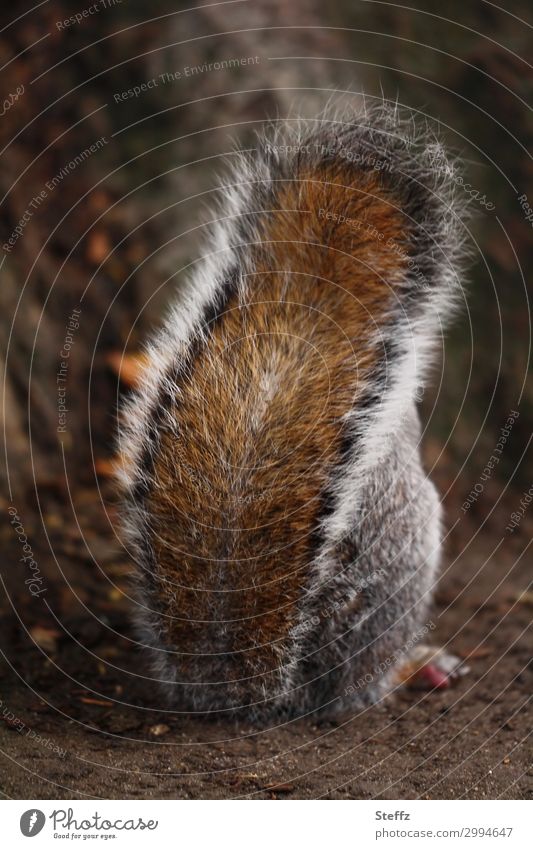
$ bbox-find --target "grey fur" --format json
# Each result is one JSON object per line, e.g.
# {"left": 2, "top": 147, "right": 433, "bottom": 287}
{"left": 118, "top": 101, "right": 468, "bottom": 720}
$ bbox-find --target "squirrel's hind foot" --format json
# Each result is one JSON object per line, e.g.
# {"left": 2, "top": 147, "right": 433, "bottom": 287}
{"left": 397, "top": 645, "right": 469, "bottom": 691}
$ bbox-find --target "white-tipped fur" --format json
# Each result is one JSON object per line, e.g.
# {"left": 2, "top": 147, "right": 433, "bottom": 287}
{"left": 118, "top": 99, "right": 468, "bottom": 719}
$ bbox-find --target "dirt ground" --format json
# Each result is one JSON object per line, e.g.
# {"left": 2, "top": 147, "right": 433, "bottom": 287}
{"left": 0, "top": 481, "right": 531, "bottom": 801}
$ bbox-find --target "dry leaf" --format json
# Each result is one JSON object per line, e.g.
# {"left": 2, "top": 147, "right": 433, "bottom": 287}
{"left": 87, "top": 230, "right": 111, "bottom": 264}
{"left": 513, "top": 590, "right": 533, "bottom": 607}
{"left": 29, "top": 626, "right": 61, "bottom": 652}
{"left": 457, "top": 647, "right": 492, "bottom": 660}
{"left": 80, "top": 697, "right": 114, "bottom": 707}
{"left": 149, "top": 723, "right": 170, "bottom": 737}
{"left": 94, "top": 457, "right": 117, "bottom": 478}
{"left": 106, "top": 351, "right": 148, "bottom": 388}
{"left": 89, "top": 190, "right": 112, "bottom": 213}
{"left": 263, "top": 782, "right": 295, "bottom": 793}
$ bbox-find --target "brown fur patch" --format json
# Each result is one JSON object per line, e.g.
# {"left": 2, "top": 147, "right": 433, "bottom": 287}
{"left": 146, "top": 162, "right": 409, "bottom": 691}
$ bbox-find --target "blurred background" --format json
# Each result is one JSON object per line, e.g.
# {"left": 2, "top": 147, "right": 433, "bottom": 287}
{"left": 0, "top": 0, "right": 531, "bottom": 799}
{"left": 1, "top": 0, "right": 531, "bottom": 503}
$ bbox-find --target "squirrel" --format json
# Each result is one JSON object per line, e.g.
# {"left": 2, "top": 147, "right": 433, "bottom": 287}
{"left": 117, "top": 102, "right": 467, "bottom": 720}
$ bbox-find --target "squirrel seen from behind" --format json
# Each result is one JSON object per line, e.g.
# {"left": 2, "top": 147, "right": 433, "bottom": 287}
{"left": 118, "top": 103, "right": 466, "bottom": 720}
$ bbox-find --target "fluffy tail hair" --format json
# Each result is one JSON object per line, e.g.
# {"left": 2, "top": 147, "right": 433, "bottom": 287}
{"left": 118, "top": 101, "right": 467, "bottom": 716}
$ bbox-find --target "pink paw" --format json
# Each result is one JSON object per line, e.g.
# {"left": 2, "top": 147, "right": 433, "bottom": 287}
{"left": 399, "top": 646, "right": 469, "bottom": 691}
{"left": 415, "top": 662, "right": 452, "bottom": 690}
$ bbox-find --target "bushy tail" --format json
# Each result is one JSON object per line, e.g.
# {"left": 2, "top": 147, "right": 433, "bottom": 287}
{"left": 118, "top": 102, "right": 467, "bottom": 715}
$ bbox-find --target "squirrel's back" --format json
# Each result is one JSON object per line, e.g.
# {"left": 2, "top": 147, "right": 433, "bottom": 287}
{"left": 118, "top": 104, "right": 465, "bottom": 718}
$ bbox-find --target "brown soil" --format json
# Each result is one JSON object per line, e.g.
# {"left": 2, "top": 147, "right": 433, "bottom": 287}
{"left": 0, "top": 484, "right": 531, "bottom": 800}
